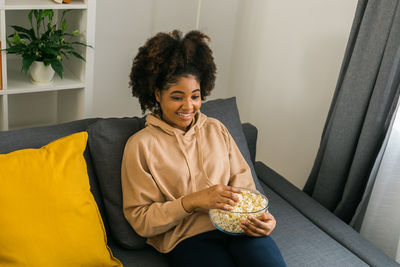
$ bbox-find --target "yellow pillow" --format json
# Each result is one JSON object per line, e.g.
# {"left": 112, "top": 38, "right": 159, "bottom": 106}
{"left": 0, "top": 132, "right": 122, "bottom": 267}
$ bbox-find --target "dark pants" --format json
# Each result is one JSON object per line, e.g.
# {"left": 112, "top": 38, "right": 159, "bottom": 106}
{"left": 167, "top": 230, "right": 286, "bottom": 267}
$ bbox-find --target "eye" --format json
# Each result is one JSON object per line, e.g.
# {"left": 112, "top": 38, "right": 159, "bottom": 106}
{"left": 171, "top": 96, "right": 182, "bottom": 101}
{"left": 192, "top": 95, "right": 200, "bottom": 100}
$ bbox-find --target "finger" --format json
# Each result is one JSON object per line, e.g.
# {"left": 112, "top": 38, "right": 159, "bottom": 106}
{"left": 248, "top": 216, "right": 267, "bottom": 228}
{"left": 262, "top": 212, "right": 274, "bottom": 221}
{"left": 257, "top": 212, "right": 274, "bottom": 225}
{"left": 252, "top": 213, "right": 273, "bottom": 224}
{"left": 215, "top": 186, "right": 237, "bottom": 200}
{"left": 215, "top": 202, "right": 233, "bottom": 211}
{"left": 219, "top": 196, "right": 236, "bottom": 207}
{"left": 220, "top": 191, "right": 240, "bottom": 202}
{"left": 261, "top": 212, "right": 267, "bottom": 221}
{"left": 225, "top": 185, "right": 242, "bottom": 194}
{"left": 240, "top": 222, "right": 263, "bottom": 237}
{"left": 262, "top": 212, "right": 277, "bottom": 229}
{"left": 217, "top": 190, "right": 239, "bottom": 202}
{"left": 248, "top": 215, "right": 275, "bottom": 235}
{"left": 244, "top": 219, "right": 267, "bottom": 236}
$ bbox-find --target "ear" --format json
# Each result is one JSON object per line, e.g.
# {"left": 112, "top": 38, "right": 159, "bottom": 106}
{"left": 155, "top": 89, "right": 161, "bottom": 103}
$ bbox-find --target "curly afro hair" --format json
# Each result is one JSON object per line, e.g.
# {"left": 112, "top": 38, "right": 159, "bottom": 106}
{"left": 129, "top": 30, "right": 217, "bottom": 113}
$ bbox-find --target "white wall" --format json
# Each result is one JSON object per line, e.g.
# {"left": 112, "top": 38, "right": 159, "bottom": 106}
{"left": 93, "top": 0, "right": 358, "bottom": 189}
{"left": 197, "top": 0, "right": 239, "bottom": 99}
{"left": 93, "top": 0, "right": 236, "bottom": 117}
{"left": 93, "top": 0, "right": 153, "bottom": 117}
{"left": 228, "top": 0, "right": 357, "bottom": 188}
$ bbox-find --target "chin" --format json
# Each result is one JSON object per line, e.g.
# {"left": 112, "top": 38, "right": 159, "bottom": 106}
{"left": 181, "top": 122, "right": 192, "bottom": 129}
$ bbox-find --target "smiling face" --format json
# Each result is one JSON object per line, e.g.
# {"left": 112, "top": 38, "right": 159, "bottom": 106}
{"left": 155, "top": 75, "right": 201, "bottom": 132}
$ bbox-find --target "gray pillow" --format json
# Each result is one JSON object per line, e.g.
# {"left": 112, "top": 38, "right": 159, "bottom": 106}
{"left": 201, "top": 97, "right": 265, "bottom": 194}
{"left": 87, "top": 117, "right": 147, "bottom": 249}
{"left": 87, "top": 97, "right": 263, "bottom": 250}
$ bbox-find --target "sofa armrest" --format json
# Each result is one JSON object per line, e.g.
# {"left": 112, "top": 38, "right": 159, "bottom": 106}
{"left": 255, "top": 161, "right": 398, "bottom": 267}
{"left": 242, "top": 123, "right": 257, "bottom": 164}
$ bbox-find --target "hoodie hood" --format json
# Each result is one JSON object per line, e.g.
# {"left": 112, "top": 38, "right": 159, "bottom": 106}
{"left": 145, "top": 111, "right": 212, "bottom": 190}
{"left": 145, "top": 111, "right": 207, "bottom": 137}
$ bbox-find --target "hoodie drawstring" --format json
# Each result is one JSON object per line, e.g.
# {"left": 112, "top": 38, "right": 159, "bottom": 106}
{"left": 174, "top": 131, "right": 197, "bottom": 191}
{"left": 195, "top": 126, "right": 212, "bottom": 187}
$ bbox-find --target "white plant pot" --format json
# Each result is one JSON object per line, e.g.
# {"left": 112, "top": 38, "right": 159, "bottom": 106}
{"left": 29, "top": 61, "right": 55, "bottom": 85}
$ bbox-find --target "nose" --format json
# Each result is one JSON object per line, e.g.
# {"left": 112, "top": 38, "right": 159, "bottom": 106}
{"left": 182, "top": 98, "right": 193, "bottom": 110}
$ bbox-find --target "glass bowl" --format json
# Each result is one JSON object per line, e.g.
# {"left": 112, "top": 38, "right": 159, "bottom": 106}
{"left": 209, "top": 188, "right": 269, "bottom": 235}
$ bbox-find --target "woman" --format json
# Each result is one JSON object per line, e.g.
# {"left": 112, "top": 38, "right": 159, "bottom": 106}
{"left": 122, "top": 30, "right": 286, "bottom": 267}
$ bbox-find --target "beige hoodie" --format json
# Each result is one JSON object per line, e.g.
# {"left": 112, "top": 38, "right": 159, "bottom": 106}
{"left": 121, "top": 112, "right": 256, "bottom": 253}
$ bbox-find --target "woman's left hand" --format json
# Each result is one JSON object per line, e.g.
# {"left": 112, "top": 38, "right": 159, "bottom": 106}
{"left": 240, "top": 212, "right": 276, "bottom": 237}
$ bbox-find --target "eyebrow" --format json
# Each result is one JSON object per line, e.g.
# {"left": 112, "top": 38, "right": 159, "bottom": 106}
{"left": 170, "top": 89, "right": 200, "bottom": 94}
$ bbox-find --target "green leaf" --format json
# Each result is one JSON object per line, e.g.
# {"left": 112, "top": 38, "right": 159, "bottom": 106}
{"left": 60, "top": 51, "right": 70, "bottom": 60}
{"left": 33, "top": 10, "right": 40, "bottom": 24}
{"left": 49, "top": 10, "right": 54, "bottom": 22}
{"left": 61, "top": 19, "right": 67, "bottom": 32}
{"left": 28, "top": 10, "right": 33, "bottom": 26}
{"left": 71, "top": 41, "right": 93, "bottom": 48}
{"left": 8, "top": 32, "right": 31, "bottom": 40}
{"left": 10, "top": 25, "right": 29, "bottom": 33}
{"left": 43, "top": 27, "right": 52, "bottom": 37}
{"left": 34, "top": 10, "right": 41, "bottom": 37}
{"left": 38, "top": 10, "right": 44, "bottom": 21}
{"left": 4, "top": 46, "right": 23, "bottom": 54}
{"left": 43, "top": 58, "right": 52, "bottom": 66}
{"left": 60, "top": 43, "right": 73, "bottom": 49}
{"left": 49, "top": 30, "right": 62, "bottom": 41}
{"left": 42, "top": 47, "right": 59, "bottom": 57}
{"left": 22, "top": 56, "right": 36, "bottom": 74}
{"left": 62, "top": 33, "right": 75, "bottom": 37}
{"left": 43, "top": 10, "right": 53, "bottom": 32}
{"left": 27, "top": 10, "right": 36, "bottom": 38}
{"left": 43, "top": 10, "right": 53, "bottom": 20}
{"left": 47, "top": 24, "right": 56, "bottom": 36}
{"left": 50, "top": 59, "right": 63, "bottom": 78}
{"left": 13, "top": 33, "right": 21, "bottom": 44}
{"left": 59, "top": 10, "right": 71, "bottom": 28}
{"left": 10, "top": 25, "right": 35, "bottom": 40}
{"left": 69, "top": 51, "right": 86, "bottom": 62}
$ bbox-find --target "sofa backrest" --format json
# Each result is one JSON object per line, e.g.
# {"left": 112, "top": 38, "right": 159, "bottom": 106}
{"left": 0, "top": 97, "right": 260, "bottom": 251}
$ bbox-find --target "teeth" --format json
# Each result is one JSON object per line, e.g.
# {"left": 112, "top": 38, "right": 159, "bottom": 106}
{"left": 178, "top": 113, "right": 191, "bottom": 117}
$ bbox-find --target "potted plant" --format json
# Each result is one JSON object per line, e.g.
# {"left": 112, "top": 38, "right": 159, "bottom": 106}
{"left": 3, "top": 9, "right": 92, "bottom": 85}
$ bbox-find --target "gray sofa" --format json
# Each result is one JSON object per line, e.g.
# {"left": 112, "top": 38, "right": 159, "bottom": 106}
{"left": 0, "top": 97, "right": 397, "bottom": 267}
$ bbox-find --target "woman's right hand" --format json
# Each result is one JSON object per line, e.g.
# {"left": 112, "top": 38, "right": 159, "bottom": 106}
{"left": 182, "top": 185, "right": 241, "bottom": 212}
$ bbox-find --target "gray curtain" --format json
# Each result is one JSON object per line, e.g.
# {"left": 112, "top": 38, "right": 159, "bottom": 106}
{"left": 303, "top": 0, "right": 400, "bottom": 223}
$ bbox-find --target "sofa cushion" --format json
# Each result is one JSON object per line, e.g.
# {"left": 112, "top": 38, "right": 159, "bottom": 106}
{"left": 255, "top": 161, "right": 398, "bottom": 267}
{"left": 0, "top": 132, "right": 121, "bottom": 266}
{"left": 261, "top": 182, "right": 368, "bottom": 266}
{"left": 87, "top": 97, "right": 263, "bottom": 250}
{"left": 108, "top": 241, "right": 169, "bottom": 267}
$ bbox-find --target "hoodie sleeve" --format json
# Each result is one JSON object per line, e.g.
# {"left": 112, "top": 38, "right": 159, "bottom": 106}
{"left": 220, "top": 124, "right": 257, "bottom": 191}
{"left": 121, "top": 135, "right": 191, "bottom": 238}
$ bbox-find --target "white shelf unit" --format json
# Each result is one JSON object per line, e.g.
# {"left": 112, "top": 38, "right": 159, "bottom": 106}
{"left": 0, "top": 0, "right": 95, "bottom": 131}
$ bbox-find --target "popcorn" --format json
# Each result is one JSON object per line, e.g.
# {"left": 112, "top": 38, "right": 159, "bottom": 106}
{"left": 209, "top": 189, "right": 268, "bottom": 234}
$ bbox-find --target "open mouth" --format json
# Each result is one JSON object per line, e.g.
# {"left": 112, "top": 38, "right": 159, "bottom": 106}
{"left": 177, "top": 112, "right": 193, "bottom": 120}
